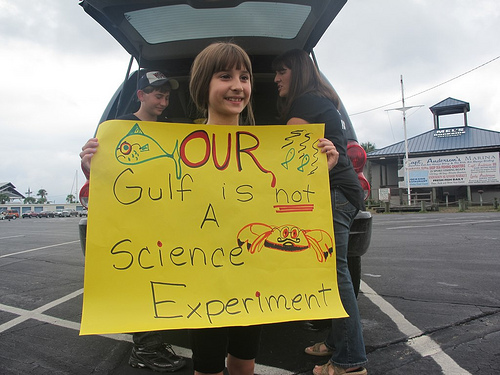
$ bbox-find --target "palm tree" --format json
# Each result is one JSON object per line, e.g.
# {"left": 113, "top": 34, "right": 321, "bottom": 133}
{"left": 37, "top": 189, "right": 48, "bottom": 204}
{"left": 66, "top": 194, "right": 75, "bottom": 203}
{"left": 0, "top": 193, "right": 10, "bottom": 204}
{"left": 361, "top": 142, "right": 376, "bottom": 153}
{"left": 24, "top": 196, "right": 36, "bottom": 204}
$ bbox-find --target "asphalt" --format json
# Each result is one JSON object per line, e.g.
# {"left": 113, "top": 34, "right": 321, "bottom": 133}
{"left": 1, "top": 212, "right": 500, "bottom": 374}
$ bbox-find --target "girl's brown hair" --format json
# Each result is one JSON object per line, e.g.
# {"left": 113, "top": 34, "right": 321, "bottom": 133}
{"left": 190, "top": 42, "right": 255, "bottom": 125}
{"left": 272, "top": 49, "right": 340, "bottom": 120}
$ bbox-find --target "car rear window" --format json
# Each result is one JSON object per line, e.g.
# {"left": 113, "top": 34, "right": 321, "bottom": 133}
{"left": 124, "top": 2, "right": 311, "bottom": 44}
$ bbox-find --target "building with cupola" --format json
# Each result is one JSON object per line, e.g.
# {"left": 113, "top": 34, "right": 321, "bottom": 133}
{"left": 366, "top": 98, "right": 500, "bottom": 208}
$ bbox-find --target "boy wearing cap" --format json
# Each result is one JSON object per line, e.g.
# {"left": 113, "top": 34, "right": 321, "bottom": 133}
{"left": 119, "top": 70, "right": 179, "bottom": 122}
{"left": 79, "top": 71, "right": 186, "bottom": 373}
{"left": 80, "top": 70, "right": 179, "bottom": 178}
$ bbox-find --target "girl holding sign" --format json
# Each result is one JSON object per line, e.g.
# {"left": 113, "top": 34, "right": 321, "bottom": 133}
{"left": 189, "top": 43, "right": 340, "bottom": 375}
{"left": 273, "top": 49, "right": 368, "bottom": 375}
{"left": 188, "top": 42, "right": 260, "bottom": 375}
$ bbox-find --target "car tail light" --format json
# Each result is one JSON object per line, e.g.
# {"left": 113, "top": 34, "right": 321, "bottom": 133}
{"left": 357, "top": 173, "right": 371, "bottom": 200}
{"left": 79, "top": 181, "right": 90, "bottom": 209}
{"left": 347, "top": 141, "right": 367, "bottom": 173}
{"left": 347, "top": 141, "right": 371, "bottom": 200}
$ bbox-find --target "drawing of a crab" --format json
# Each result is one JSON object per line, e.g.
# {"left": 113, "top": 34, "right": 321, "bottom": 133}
{"left": 237, "top": 223, "right": 334, "bottom": 263}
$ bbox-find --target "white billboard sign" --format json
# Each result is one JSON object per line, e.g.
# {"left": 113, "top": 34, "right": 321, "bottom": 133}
{"left": 399, "top": 152, "right": 500, "bottom": 188}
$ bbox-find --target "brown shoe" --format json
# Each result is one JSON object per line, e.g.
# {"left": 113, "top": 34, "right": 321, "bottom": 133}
{"left": 305, "top": 342, "right": 333, "bottom": 357}
{"left": 313, "top": 361, "right": 367, "bottom": 375}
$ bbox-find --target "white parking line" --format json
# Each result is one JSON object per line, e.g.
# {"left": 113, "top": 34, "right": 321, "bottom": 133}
{"left": 0, "top": 289, "right": 293, "bottom": 375}
{"left": 361, "top": 281, "right": 471, "bottom": 374}
{"left": 0, "top": 288, "right": 84, "bottom": 333}
{"left": 386, "top": 219, "right": 500, "bottom": 230}
{"left": 0, "top": 276, "right": 470, "bottom": 374}
{"left": 0, "top": 235, "right": 25, "bottom": 240}
{"left": 0, "top": 240, "right": 79, "bottom": 258}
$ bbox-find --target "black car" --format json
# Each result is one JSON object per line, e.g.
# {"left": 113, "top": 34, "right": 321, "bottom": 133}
{"left": 78, "top": 0, "right": 371, "bottom": 293}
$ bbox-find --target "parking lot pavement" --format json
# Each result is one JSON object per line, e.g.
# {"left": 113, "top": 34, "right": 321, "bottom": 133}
{"left": 1, "top": 213, "right": 499, "bottom": 374}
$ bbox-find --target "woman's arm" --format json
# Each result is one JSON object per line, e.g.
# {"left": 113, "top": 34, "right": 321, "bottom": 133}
{"left": 287, "top": 117, "right": 339, "bottom": 170}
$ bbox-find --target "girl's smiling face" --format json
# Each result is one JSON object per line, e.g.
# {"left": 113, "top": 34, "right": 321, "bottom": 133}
{"left": 207, "top": 66, "right": 251, "bottom": 125}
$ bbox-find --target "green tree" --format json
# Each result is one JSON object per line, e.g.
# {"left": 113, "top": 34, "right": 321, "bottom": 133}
{"left": 24, "top": 196, "right": 36, "bottom": 204}
{"left": 66, "top": 194, "right": 75, "bottom": 203}
{"left": 361, "top": 142, "right": 376, "bottom": 153}
{"left": 0, "top": 193, "right": 10, "bottom": 204}
{"left": 37, "top": 189, "right": 48, "bottom": 204}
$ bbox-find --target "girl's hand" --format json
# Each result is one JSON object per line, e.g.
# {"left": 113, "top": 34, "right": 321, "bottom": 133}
{"left": 317, "top": 138, "right": 339, "bottom": 171}
{"left": 80, "top": 138, "right": 99, "bottom": 178}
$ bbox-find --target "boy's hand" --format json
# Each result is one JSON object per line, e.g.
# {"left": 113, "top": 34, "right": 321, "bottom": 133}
{"left": 317, "top": 138, "right": 339, "bottom": 171}
{"left": 80, "top": 138, "right": 99, "bottom": 178}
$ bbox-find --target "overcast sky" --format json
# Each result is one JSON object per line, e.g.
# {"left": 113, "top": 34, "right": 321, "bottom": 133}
{"left": 1, "top": 0, "right": 499, "bottom": 204}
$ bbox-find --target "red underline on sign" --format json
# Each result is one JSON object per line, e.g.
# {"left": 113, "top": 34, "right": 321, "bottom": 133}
{"left": 274, "top": 204, "right": 315, "bottom": 213}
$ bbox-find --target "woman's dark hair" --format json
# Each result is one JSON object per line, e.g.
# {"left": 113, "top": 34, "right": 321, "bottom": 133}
{"left": 190, "top": 42, "right": 255, "bottom": 125}
{"left": 272, "top": 49, "right": 340, "bottom": 119}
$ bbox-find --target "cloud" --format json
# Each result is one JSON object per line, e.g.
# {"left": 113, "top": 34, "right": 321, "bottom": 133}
{"left": 1, "top": 0, "right": 499, "bottom": 202}
{"left": 315, "top": 0, "right": 500, "bottom": 149}
{"left": 0, "top": 0, "right": 129, "bottom": 203}
{"left": 0, "top": 0, "right": 121, "bottom": 55}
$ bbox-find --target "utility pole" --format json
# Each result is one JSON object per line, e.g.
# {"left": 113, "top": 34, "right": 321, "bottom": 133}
{"left": 386, "top": 75, "right": 423, "bottom": 206}
{"left": 75, "top": 170, "right": 78, "bottom": 203}
{"left": 401, "top": 75, "right": 411, "bottom": 206}
{"left": 70, "top": 170, "right": 78, "bottom": 203}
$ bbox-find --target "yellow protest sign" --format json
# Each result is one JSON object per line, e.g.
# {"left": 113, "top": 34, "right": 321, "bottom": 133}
{"left": 80, "top": 120, "right": 346, "bottom": 335}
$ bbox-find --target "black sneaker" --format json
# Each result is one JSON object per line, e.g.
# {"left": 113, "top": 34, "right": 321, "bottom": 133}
{"left": 128, "top": 344, "right": 186, "bottom": 372}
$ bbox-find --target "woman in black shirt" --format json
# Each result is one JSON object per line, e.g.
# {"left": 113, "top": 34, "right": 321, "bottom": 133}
{"left": 273, "top": 49, "right": 367, "bottom": 375}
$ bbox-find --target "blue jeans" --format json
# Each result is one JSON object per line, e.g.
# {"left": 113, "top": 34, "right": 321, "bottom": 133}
{"left": 325, "top": 188, "right": 367, "bottom": 368}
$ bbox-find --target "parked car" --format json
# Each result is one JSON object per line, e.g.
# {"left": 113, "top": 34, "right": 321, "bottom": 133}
{"left": 39, "top": 211, "right": 55, "bottom": 218}
{"left": 78, "top": 0, "right": 372, "bottom": 294}
{"left": 53, "top": 209, "right": 71, "bottom": 217}
{"left": 22, "top": 211, "right": 39, "bottom": 218}
{"left": 1, "top": 209, "right": 19, "bottom": 220}
{"left": 79, "top": 209, "right": 88, "bottom": 217}
{"left": 61, "top": 210, "right": 72, "bottom": 217}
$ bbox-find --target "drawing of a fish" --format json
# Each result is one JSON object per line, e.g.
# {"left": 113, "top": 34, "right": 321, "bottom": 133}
{"left": 115, "top": 124, "right": 182, "bottom": 179}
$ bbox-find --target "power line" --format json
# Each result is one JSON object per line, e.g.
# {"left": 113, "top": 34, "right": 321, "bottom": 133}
{"left": 349, "top": 55, "right": 500, "bottom": 116}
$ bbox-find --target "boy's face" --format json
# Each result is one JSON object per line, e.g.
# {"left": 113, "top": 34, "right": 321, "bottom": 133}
{"left": 139, "top": 89, "right": 171, "bottom": 118}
